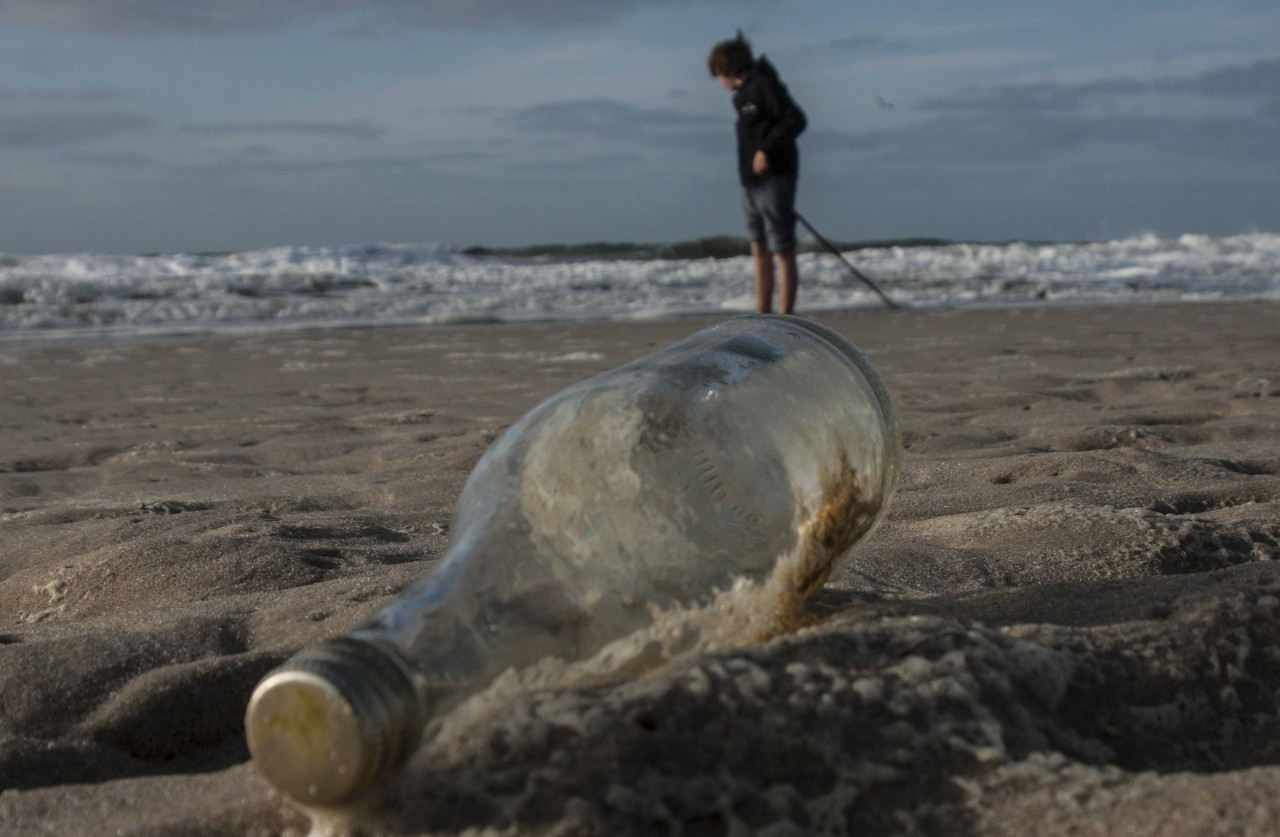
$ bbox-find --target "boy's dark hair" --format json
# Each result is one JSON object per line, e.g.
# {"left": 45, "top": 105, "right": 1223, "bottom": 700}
{"left": 708, "top": 31, "right": 755, "bottom": 78}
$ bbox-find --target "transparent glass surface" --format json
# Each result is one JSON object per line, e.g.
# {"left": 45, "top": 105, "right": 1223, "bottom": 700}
{"left": 351, "top": 314, "right": 901, "bottom": 712}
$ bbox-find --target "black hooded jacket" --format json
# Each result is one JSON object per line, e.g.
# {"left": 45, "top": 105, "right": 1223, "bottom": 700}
{"left": 732, "top": 57, "right": 807, "bottom": 186}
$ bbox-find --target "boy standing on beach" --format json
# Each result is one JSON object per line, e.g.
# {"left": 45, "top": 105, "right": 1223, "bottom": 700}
{"left": 708, "top": 33, "right": 807, "bottom": 314}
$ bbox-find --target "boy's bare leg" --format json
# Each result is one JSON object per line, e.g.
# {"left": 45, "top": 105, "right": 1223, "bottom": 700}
{"left": 777, "top": 250, "right": 798, "bottom": 314}
{"left": 751, "top": 241, "right": 775, "bottom": 313}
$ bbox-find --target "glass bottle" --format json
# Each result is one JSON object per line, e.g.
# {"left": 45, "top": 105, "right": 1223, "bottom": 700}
{"left": 245, "top": 314, "right": 901, "bottom": 806}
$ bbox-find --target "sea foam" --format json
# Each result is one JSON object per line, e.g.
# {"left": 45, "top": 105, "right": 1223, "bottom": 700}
{"left": 2, "top": 233, "right": 1277, "bottom": 344}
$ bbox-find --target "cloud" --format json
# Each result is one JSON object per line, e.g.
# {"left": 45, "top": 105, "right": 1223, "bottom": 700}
{"left": 0, "top": 109, "right": 153, "bottom": 146}
{"left": 0, "top": 0, "right": 741, "bottom": 36}
{"left": 0, "top": 86, "right": 131, "bottom": 105}
{"left": 1, "top": 0, "right": 341, "bottom": 35}
{"left": 919, "top": 56, "right": 1280, "bottom": 114}
{"left": 1145, "top": 114, "right": 1279, "bottom": 160}
{"left": 186, "top": 155, "right": 421, "bottom": 175}
{"left": 846, "top": 115, "right": 1092, "bottom": 164}
{"left": 920, "top": 78, "right": 1148, "bottom": 113}
{"left": 1158, "top": 57, "right": 1280, "bottom": 118}
{"left": 1158, "top": 57, "right": 1280, "bottom": 98}
{"left": 886, "top": 56, "right": 1280, "bottom": 164}
{"left": 822, "top": 110, "right": 1278, "bottom": 166}
{"left": 419, "top": 148, "right": 501, "bottom": 164}
{"left": 181, "top": 119, "right": 386, "bottom": 140}
{"left": 508, "top": 98, "right": 724, "bottom": 152}
{"left": 829, "top": 34, "right": 909, "bottom": 54}
{"left": 515, "top": 151, "right": 644, "bottom": 172}
{"left": 801, "top": 127, "right": 880, "bottom": 155}
{"left": 59, "top": 149, "right": 155, "bottom": 167}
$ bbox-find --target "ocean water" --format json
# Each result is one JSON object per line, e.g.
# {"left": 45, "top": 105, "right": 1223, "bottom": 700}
{"left": 1, "top": 232, "right": 1277, "bottom": 345}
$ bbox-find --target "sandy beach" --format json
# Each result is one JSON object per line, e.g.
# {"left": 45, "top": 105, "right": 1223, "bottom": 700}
{"left": 2, "top": 302, "right": 1279, "bottom": 836}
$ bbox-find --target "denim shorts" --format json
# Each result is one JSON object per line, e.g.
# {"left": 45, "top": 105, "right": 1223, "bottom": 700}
{"left": 741, "top": 176, "right": 798, "bottom": 253}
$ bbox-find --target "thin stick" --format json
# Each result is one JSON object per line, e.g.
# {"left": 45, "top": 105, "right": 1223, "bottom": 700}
{"left": 795, "top": 212, "right": 902, "bottom": 309}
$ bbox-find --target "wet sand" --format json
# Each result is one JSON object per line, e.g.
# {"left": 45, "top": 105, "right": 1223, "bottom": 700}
{"left": 2, "top": 302, "right": 1279, "bottom": 835}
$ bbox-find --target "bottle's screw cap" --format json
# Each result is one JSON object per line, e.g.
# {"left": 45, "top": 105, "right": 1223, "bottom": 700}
{"left": 245, "top": 638, "right": 425, "bottom": 806}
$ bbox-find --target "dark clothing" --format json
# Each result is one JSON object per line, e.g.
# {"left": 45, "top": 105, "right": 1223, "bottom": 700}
{"left": 732, "top": 57, "right": 807, "bottom": 186}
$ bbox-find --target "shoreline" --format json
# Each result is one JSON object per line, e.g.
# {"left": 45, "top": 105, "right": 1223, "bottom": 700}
{"left": 0, "top": 296, "right": 1267, "bottom": 352}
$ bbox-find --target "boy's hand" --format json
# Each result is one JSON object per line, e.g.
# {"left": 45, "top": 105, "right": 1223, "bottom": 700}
{"left": 752, "top": 150, "right": 770, "bottom": 175}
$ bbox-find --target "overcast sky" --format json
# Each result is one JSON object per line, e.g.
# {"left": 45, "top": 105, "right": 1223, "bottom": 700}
{"left": 2, "top": 0, "right": 1277, "bottom": 254}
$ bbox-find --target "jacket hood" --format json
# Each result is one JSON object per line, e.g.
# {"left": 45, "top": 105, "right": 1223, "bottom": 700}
{"left": 752, "top": 56, "right": 779, "bottom": 81}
